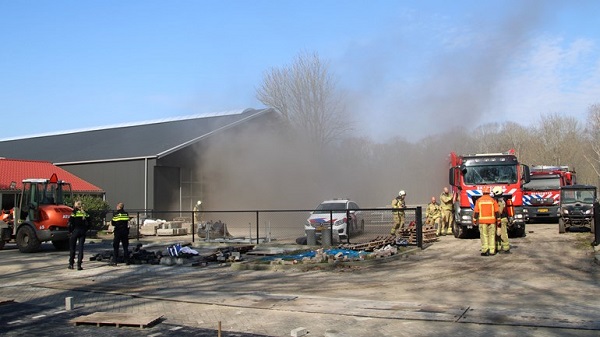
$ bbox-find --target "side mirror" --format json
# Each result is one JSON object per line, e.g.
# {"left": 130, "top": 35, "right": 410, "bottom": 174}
{"left": 522, "top": 165, "right": 531, "bottom": 184}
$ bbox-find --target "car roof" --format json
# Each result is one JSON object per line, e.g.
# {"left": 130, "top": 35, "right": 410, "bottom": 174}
{"left": 320, "top": 199, "right": 352, "bottom": 203}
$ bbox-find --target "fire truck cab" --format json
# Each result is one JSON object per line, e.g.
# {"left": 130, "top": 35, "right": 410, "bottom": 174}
{"left": 449, "top": 150, "right": 530, "bottom": 238}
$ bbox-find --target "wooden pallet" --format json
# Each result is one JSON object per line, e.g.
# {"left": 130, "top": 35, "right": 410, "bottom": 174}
{"left": 397, "top": 227, "right": 438, "bottom": 244}
{"left": 70, "top": 312, "right": 162, "bottom": 328}
{"left": 339, "top": 235, "right": 396, "bottom": 251}
{"left": 0, "top": 297, "right": 14, "bottom": 306}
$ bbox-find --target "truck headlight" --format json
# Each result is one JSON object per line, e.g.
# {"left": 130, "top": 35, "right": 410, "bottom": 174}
{"left": 562, "top": 209, "right": 569, "bottom": 214}
{"left": 514, "top": 214, "right": 523, "bottom": 219}
{"left": 461, "top": 215, "right": 472, "bottom": 221}
{"left": 585, "top": 209, "right": 593, "bottom": 215}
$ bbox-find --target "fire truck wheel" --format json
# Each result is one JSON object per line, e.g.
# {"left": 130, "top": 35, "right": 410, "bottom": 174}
{"left": 453, "top": 222, "right": 466, "bottom": 239}
{"left": 0, "top": 239, "right": 5, "bottom": 250}
{"left": 52, "top": 239, "right": 70, "bottom": 251}
{"left": 16, "top": 225, "right": 41, "bottom": 253}
{"left": 558, "top": 218, "right": 566, "bottom": 234}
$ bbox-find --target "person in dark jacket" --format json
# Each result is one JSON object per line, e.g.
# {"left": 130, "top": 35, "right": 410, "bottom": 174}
{"left": 110, "top": 202, "right": 130, "bottom": 266}
{"left": 68, "top": 200, "right": 90, "bottom": 270}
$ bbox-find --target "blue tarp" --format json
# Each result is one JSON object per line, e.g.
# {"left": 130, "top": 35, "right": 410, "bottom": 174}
{"left": 261, "top": 249, "right": 369, "bottom": 261}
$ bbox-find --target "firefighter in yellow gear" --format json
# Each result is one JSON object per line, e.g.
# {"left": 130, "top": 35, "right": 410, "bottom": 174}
{"left": 193, "top": 200, "right": 203, "bottom": 223}
{"left": 425, "top": 196, "right": 442, "bottom": 234}
{"left": 473, "top": 186, "right": 500, "bottom": 256}
{"left": 391, "top": 190, "right": 406, "bottom": 235}
{"left": 492, "top": 186, "right": 511, "bottom": 253}
{"left": 439, "top": 187, "right": 454, "bottom": 236}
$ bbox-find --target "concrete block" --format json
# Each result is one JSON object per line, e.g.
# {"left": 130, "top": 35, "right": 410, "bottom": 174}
{"left": 65, "top": 297, "right": 73, "bottom": 311}
{"left": 174, "top": 228, "right": 188, "bottom": 235}
{"left": 139, "top": 226, "right": 157, "bottom": 236}
{"left": 170, "top": 221, "right": 183, "bottom": 229}
{"left": 291, "top": 327, "right": 308, "bottom": 337}
{"left": 156, "top": 228, "right": 176, "bottom": 236}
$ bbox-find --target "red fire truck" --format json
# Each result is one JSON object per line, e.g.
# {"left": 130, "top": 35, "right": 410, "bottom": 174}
{"left": 522, "top": 166, "right": 576, "bottom": 222}
{"left": 449, "top": 150, "right": 530, "bottom": 238}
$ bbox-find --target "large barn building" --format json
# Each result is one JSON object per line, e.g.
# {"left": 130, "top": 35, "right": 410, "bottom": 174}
{"left": 0, "top": 108, "right": 278, "bottom": 212}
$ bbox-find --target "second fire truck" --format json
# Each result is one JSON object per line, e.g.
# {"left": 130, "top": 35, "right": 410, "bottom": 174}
{"left": 522, "top": 165, "right": 576, "bottom": 222}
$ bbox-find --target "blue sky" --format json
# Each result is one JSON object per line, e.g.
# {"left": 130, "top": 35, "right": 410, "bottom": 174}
{"left": 1, "top": 1, "right": 599, "bottom": 141}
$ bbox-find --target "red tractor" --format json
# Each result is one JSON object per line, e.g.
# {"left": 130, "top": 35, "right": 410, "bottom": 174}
{"left": 0, "top": 173, "right": 73, "bottom": 252}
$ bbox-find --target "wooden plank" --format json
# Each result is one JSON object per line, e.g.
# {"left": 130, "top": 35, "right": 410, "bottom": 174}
{"left": 0, "top": 297, "right": 15, "bottom": 305}
{"left": 70, "top": 312, "right": 162, "bottom": 328}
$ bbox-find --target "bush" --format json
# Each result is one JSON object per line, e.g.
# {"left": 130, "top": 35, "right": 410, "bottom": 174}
{"left": 66, "top": 195, "right": 111, "bottom": 231}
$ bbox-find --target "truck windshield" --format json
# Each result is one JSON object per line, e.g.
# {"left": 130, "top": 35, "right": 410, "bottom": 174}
{"left": 561, "top": 189, "right": 596, "bottom": 204}
{"left": 464, "top": 165, "right": 517, "bottom": 185}
{"left": 523, "top": 176, "right": 561, "bottom": 191}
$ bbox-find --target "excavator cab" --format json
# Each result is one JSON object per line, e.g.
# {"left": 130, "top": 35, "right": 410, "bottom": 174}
{"left": 18, "top": 173, "right": 72, "bottom": 222}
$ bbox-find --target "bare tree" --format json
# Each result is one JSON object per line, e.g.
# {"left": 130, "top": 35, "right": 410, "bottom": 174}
{"left": 584, "top": 104, "right": 600, "bottom": 183}
{"left": 535, "top": 112, "right": 582, "bottom": 166}
{"left": 256, "top": 51, "right": 351, "bottom": 147}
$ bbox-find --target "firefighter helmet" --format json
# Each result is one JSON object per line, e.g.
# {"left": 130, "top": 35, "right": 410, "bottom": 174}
{"left": 492, "top": 186, "right": 503, "bottom": 196}
{"left": 481, "top": 186, "right": 491, "bottom": 194}
{"left": 399, "top": 190, "right": 406, "bottom": 197}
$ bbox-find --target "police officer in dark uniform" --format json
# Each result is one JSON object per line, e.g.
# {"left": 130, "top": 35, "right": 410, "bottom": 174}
{"left": 68, "top": 200, "right": 90, "bottom": 270}
{"left": 110, "top": 202, "right": 130, "bottom": 266}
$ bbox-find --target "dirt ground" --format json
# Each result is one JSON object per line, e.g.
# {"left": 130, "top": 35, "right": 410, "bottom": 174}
{"left": 0, "top": 222, "right": 598, "bottom": 336}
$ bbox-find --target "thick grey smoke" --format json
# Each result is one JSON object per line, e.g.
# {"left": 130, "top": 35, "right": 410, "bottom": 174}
{"left": 341, "top": 2, "right": 550, "bottom": 141}
{"left": 197, "top": 3, "right": 561, "bottom": 210}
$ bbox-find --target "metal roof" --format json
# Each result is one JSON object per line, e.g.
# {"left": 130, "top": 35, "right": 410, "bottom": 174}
{"left": 0, "top": 108, "right": 274, "bottom": 164}
{"left": 0, "top": 158, "right": 103, "bottom": 193}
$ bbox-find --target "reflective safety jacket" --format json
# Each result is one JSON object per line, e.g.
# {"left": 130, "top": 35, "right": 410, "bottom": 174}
{"left": 496, "top": 198, "right": 508, "bottom": 219}
{"left": 473, "top": 195, "right": 499, "bottom": 224}
{"left": 68, "top": 208, "right": 90, "bottom": 231}
{"left": 111, "top": 210, "right": 130, "bottom": 230}
{"left": 392, "top": 197, "right": 405, "bottom": 215}
{"left": 425, "top": 202, "right": 441, "bottom": 220}
{"left": 439, "top": 192, "right": 453, "bottom": 211}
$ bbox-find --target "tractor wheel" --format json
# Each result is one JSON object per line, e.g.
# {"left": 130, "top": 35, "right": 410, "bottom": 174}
{"left": 52, "top": 239, "right": 70, "bottom": 251}
{"left": 558, "top": 218, "right": 566, "bottom": 234}
{"left": 0, "top": 228, "right": 7, "bottom": 250}
{"left": 16, "top": 226, "right": 41, "bottom": 253}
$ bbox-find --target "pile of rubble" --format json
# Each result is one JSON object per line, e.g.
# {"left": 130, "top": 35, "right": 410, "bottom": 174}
{"left": 90, "top": 243, "right": 255, "bottom": 267}
{"left": 267, "top": 237, "right": 405, "bottom": 265}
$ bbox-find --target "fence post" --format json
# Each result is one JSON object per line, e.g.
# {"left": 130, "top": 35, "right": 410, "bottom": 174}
{"left": 256, "top": 211, "right": 260, "bottom": 244}
{"left": 136, "top": 212, "right": 140, "bottom": 241}
{"left": 191, "top": 211, "right": 195, "bottom": 243}
{"left": 415, "top": 206, "right": 423, "bottom": 249}
{"left": 346, "top": 210, "right": 351, "bottom": 244}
